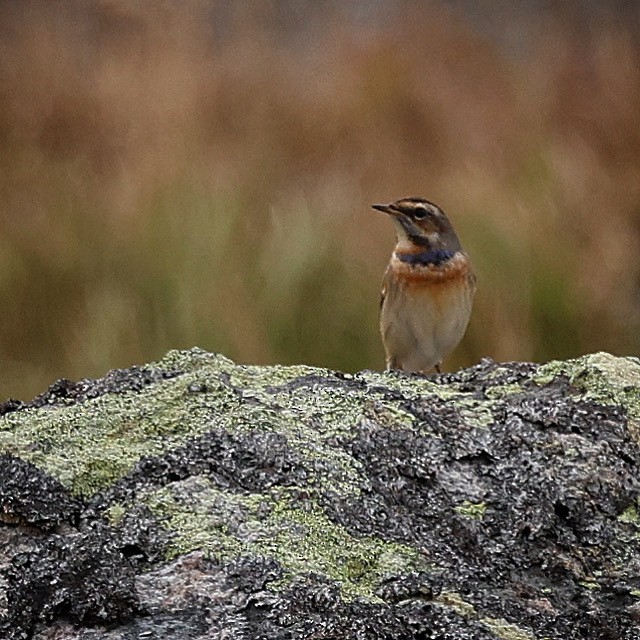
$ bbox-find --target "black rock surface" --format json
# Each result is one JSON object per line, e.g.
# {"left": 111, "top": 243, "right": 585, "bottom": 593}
{"left": 1, "top": 348, "right": 639, "bottom": 639}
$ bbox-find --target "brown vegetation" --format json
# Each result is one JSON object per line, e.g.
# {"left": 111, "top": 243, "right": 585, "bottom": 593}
{"left": 1, "top": 1, "right": 639, "bottom": 398}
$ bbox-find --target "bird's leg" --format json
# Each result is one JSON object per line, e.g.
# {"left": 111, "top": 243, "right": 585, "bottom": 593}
{"left": 386, "top": 356, "right": 401, "bottom": 371}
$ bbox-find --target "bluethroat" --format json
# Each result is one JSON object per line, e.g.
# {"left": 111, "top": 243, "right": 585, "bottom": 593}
{"left": 373, "top": 197, "right": 476, "bottom": 373}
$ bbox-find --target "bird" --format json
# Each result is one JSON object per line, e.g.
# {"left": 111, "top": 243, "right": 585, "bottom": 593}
{"left": 372, "top": 197, "right": 476, "bottom": 374}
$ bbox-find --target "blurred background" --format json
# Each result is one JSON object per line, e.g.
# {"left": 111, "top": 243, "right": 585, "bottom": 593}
{"left": 1, "top": 0, "right": 640, "bottom": 400}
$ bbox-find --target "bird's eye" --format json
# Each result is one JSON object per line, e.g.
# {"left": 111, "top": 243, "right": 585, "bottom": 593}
{"left": 413, "top": 207, "right": 428, "bottom": 220}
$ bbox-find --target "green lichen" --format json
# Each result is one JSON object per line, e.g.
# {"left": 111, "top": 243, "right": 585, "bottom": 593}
{"left": 536, "top": 352, "right": 640, "bottom": 421}
{"left": 0, "top": 348, "right": 367, "bottom": 497}
{"left": 144, "top": 475, "right": 429, "bottom": 600}
{"left": 435, "top": 592, "right": 537, "bottom": 640}
{"left": 105, "top": 502, "right": 127, "bottom": 526}
{"left": 618, "top": 504, "right": 639, "bottom": 524}
{"left": 484, "top": 383, "right": 527, "bottom": 400}
{"left": 535, "top": 353, "right": 640, "bottom": 447}
{"left": 358, "top": 368, "right": 498, "bottom": 430}
{"left": 0, "top": 370, "right": 240, "bottom": 496}
{"left": 0, "top": 348, "right": 498, "bottom": 498}
{"left": 2, "top": 348, "right": 640, "bottom": 632}
{"left": 455, "top": 500, "right": 487, "bottom": 520}
{"left": 579, "top": 580, "right": 601, "bottom": 590}
{"left": 435, "top": 590, "right": 477, "bottom": 617}
{"left": 2, "top": 347, "right": 637, "bottom": 503}
{"left": 1, "top": 347, "right": 638, "bottom": 507}
{"left": 481, "top": 617, "right": 537, "bottom": 640}
{"left": 456, "top": 399, "right": 495, "bottom": 428}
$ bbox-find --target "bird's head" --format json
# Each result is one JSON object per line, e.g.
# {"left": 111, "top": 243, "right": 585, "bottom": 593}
{"left": 372, "top": 197, "right": 462, "bottom": 253}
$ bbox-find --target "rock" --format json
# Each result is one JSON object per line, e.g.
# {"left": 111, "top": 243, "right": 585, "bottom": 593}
{"left": 1, "top": 349, "right": 639, "bottom": 639}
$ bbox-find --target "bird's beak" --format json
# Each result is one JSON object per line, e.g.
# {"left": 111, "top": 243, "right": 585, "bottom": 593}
{"left": 372, "top": 203, "right": 394, "bottom": 214}
{"left": 373, "top": 202, "right": 422, "bottom": 242}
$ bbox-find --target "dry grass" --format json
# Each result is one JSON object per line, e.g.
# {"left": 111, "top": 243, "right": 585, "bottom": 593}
{"left": 1, "top": 1, "right": 639, "bottom": 399}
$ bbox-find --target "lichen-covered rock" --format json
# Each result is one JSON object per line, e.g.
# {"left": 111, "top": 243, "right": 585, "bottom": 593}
{"left": 1, "top": 349, "right": 640, "bottom": 639}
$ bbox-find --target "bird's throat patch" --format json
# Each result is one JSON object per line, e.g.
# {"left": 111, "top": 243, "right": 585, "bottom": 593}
{"left": 396, "top": 249, "right": 455, "bottom": 267}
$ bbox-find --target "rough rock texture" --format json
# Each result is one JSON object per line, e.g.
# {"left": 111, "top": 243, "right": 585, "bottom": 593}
{"left": 1, "top": 349, "right": 640, "bottom": 639}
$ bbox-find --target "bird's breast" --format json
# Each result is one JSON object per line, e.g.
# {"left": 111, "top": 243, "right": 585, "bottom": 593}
{"left": 390, "top": 250, "right": 475, "bottom": 288}
{"left": 380, "top": 250, "right": 476, "bottom": 371}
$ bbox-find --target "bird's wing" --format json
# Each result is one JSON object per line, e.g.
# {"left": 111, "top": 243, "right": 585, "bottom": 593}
{"left": 380, "top": 265, "right": 392, "bottom": 311}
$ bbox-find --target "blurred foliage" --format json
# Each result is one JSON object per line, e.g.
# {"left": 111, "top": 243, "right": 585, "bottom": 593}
{"left": 1, "top": 1, "right": 639, "bottom": 399}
